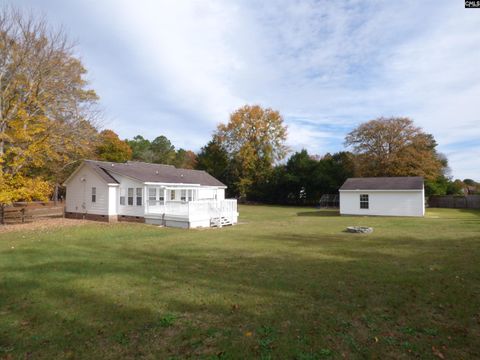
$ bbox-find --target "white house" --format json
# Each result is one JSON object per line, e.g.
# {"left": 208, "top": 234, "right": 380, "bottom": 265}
{"left": 63, "top": 160, "right": 238, "bottom": 228}
{"left": 339, "top": 177, "right": 425, "bottom": 217}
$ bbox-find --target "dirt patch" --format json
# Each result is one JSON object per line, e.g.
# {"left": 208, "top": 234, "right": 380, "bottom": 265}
{"left": 0, "top": 217, "right": 105, "bottom": 234}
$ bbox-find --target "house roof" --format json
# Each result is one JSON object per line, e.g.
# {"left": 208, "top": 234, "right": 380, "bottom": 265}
{"left": 339, "top": 177, "right": 424, "bottom": 191}
{"left": 82, "top": 160, "right": 226, "bottom": 187}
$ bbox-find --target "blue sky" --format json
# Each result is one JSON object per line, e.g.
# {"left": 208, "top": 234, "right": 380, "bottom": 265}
{"left": 14, "top": 0, "right": 480, "bottom": 180}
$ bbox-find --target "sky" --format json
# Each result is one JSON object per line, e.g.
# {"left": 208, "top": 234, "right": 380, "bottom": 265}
{"left": 12, "top": 0, "right": 480, "bottom": 180}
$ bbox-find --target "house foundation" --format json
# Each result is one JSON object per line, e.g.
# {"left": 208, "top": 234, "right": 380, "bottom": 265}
{"left": 117, "top": 215, "right": 145, "bottom": 223}
{"left": 65, "top": 211, "right": 116, "bottom": 222}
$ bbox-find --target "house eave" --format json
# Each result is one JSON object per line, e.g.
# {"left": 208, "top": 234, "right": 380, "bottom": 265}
{"left": 143, "top": 182, "right": 226, "bottom": 188}
{"left": 62, "top": 162, "right": 86, "bottom": 186}
{"left": 339, "top": 189, "right": 424, "bottom": 192}
{"left": 143, "top": 182, "right": 201, "bottom": 186}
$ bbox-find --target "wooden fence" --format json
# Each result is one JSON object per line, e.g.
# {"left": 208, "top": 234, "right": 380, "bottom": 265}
{"left": 428, "top": 195, "right": 480, "bottom": 209}
{"left": 0, "top": 201, "right": 64, "bottom": 225}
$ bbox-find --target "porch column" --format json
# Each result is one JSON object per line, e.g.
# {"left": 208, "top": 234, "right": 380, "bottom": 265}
{"left": 163, "top": 187, "right": 167, "bottom": 214}
{"left": 144, "top": 185, "right": 148, "bottom": 215}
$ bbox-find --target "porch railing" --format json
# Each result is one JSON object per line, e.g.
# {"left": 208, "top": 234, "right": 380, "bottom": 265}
{"left": 187, "top": 199, "right": 237, "bottom": 221}
{"left": 146, "top": 199, "right": 238, "bottom": 222}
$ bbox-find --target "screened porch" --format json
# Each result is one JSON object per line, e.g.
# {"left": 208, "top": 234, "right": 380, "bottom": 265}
{"left": 143, "top": 185, "right": 237, "bottom": 227}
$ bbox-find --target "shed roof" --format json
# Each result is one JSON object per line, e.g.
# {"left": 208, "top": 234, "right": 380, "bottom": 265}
{"left": 339, "top": 177, "right": 424, "bottom": 191}
{"left": 82, "top": 160, "right": 226, "bottom": 187}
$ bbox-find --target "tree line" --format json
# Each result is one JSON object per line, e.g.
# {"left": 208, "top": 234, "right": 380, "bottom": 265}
{"left": 194, "top": 109, "right": 478, "bottom": 204}
{"left": 0, "top": 7, "right": 476, "bottom": 206}
{"left": 98, "top": 105, "right": 477, "bottom": 204}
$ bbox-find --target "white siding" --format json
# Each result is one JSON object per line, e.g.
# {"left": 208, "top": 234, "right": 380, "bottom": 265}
{"left": 198, "top": 188, "right": 215, "bottom": 200}
{"left": 65, "top": 165, "right": 110, "bottom": 215}
{"left": 340, "top": 190, "right": 424, "bottom": 217}
{"left": 197, "top": 188, "right": 225, "bottom": 200}
{"left": 115, "top": 175, "right": 146, "bottom": 217}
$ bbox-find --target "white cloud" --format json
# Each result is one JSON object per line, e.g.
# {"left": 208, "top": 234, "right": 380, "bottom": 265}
{"left": 445, "top": 145, "right": 480, "bottom": 180}
{"left": 286, "top": 121, "right": 338, "bottom": 156}
{"left": 101, "top": 0, "right": 247, "bottom": 122}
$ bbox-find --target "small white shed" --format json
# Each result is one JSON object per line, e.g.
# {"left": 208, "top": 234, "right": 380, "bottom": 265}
{"left": 339, "top": 177, "right": 425, "bottom": 217}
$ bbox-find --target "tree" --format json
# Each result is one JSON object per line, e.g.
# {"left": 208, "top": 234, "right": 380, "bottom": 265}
{"left": 173, "top": 149, "right": 197, "bottom": 169}
{"left": 96, "top": 130, "right": 132, "bottom": 162}
{"left": 313, "top": 152, "right": 356, "bottom": 195}
{"left": 126, "top": 135, "right": 153, "bottom": 161}
{"left": 0, "top": 174, "right": 53, "bottom": 205}
{"left": 425, "top": 176, "right": 469, "bottom": 196}
{"left": 425, "top": 176, "right": 449, "bottom": 196}
{"left": 215, "top": 105, "right": 289, "bottom": 198}
{"left": 39, "top": 119, "right": 98, "bottom": 203}
{"left": 195, "top": 139, "right": 229, "bottom": 184}
{"left": 463, "top": 179, "right": 476, "bottom": 186}
{"left": 125, "top": 134, "right": 175, "bottom": 164}
{"left": 249, "top": 150, "right": 357, "bottom": 205}
{"left": 0, "top": 7, "right": 99, "bottom": 204}
{"left": 345, "top": 117, "right": 444, "bottom": 180}
{"left": 282, "top": 149, "right": 317, "bottom": 204}
{"left": 126, "top": 134, "right": 198, "bottom": 168}
{"left": 150, "top": 136, "right": 176, "bottom": 164}
{"left": 447, "top": 179, "right": 465, "bottom": 195}
{"left": 462, "top": 179, "right": 479, "bottom": 195}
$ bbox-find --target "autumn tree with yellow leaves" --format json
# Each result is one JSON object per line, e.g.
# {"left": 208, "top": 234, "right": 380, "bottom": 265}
{"left": 96, "top": 130, "right": 132, "bottom": 162}
{"left": 345, "top": 117, "right": 445, "bottom": 180}
{"left": 215, "top": 105, "right": 289, "bottom": 198}
{"left": 0, "top": 7, "right": 99, "bottom": 204}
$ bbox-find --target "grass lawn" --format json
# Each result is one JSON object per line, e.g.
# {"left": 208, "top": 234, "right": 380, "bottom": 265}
{"left": 1, "top": 206, "right": 479, "bottom": 359}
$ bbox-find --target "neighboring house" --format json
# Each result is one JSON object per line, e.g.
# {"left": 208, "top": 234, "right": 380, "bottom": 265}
{"left": 63, "top": 160, "right": 238, "bottom": 228}
{"left": 339, "top": 177, "right": 425, "bottom": 217}
{"left": 464, "top": 185, "right": 477, "bottom": 196}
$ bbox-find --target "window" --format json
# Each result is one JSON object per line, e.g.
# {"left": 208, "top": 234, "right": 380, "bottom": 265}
{"left": 159, "top": 190, "right": 165, "bottom": 202}
{"left": 170, "top": 190, "right": 175, "bottom": 201}
{"left": 149, "top": 188, "right": 156, "bottom": 204}
{"left": 91, "top": 187, "right": 96, "bottom": 203}
{"left": 187, "top": 190, "right": 193, "bottom": 201}
{"left": 128, "top": 188, "right": 134, "bottom": 205}
{"left": 360, "top": 194, "right": 369, "bottom": 209}
{"left": 136, "top": 188, "right": 143, "bottom": 206}
{"left": 181, "top": 189, "right": 186, "bottom": 201}
{"left": 120, "top": 188, "right": 126, "bottom": 205}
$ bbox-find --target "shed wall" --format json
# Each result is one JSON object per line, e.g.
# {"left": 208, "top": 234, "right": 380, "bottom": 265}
{"left": 340, "top": 190, "right": 424, "bottom": 217}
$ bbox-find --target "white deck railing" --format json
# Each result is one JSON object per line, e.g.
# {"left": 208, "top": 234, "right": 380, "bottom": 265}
{"left": 146, "top": 199, "right": 237, "bottom": 222}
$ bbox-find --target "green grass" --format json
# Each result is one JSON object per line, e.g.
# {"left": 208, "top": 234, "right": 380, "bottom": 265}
{"left": 1, "top": 206, "right": 479, "bottom": 359}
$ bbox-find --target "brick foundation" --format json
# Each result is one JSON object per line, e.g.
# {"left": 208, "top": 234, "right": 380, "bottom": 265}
{"left": 117, "top": 215, "right": 145, "bottom": 223}
{"left": 65, "top": 212, "right": 146, "bottom": 223}
{"left": 65, "top": 212, "right": 117, "bottom": 223}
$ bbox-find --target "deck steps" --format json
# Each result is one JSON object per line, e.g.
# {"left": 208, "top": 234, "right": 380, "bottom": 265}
{"left": 210, "top": 216, "right": 232, "bottom": 228}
